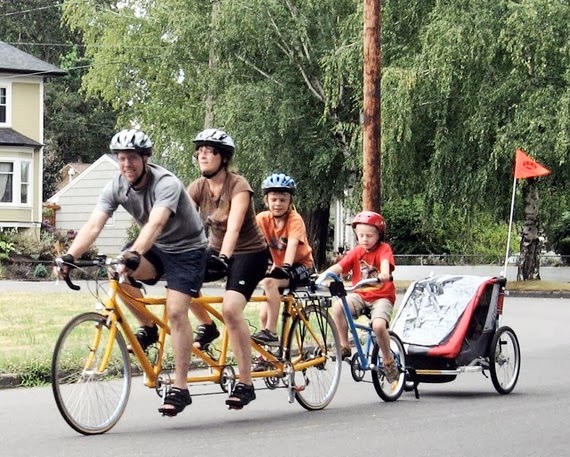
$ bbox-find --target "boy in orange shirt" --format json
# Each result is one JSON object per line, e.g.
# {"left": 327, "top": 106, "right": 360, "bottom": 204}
{"left": 253, "top": 173, "right": 315, "bottom": 345}
{"left": 317, "top": 211, "right": 399, "bottom": 382}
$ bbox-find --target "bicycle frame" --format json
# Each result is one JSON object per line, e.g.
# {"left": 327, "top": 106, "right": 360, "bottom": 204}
{"left": 316, "top": 271, "right": 407, "bottom": 401}
{"left": 52, "top": 256, "right": 343, "bottom": 434}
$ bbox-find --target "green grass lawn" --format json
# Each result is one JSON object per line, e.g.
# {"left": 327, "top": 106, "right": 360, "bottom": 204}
{"left": 0, "top": 290, "right": 264, "bottom": 385}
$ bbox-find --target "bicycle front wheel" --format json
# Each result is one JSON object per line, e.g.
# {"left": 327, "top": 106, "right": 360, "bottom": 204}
{"left": 287, "top": 304, "right": 342, "bottom": 410}
{"left": 371, "top": 331, "right": 406, "bottom": 402}
{"left": 51, "top": 312, "right": 131, "bottom": 435}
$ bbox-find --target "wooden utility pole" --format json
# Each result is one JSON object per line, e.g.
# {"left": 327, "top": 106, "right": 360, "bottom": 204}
{"left": 362, "top": 0, "right": 381, "bottom": 212}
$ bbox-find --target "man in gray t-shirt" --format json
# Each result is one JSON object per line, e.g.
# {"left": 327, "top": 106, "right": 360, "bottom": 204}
{"left": 55, "top": 129, "right": 206, "bottom": 418}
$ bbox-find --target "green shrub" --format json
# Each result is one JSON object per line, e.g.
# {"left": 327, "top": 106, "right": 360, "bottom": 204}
{"left": 33, "top": 263, "right": 49, "bottom": 278}
{"left": 557, "top": 238, "right": 570, "bottom": 265}
{"left": 0, "top": 229, "right": 16, "bottom": 261}
{"left": 548, "top": 211, "right": 570, "bottom": 259}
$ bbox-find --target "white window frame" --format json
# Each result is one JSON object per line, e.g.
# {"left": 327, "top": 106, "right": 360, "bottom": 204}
{"left": 0, "top": 158, "right": 33, "bottom": 206}
{"left": 0, "top": 83, "right": 12, "bottom": 127}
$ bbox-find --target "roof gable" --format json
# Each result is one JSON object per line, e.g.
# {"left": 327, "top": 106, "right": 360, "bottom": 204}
{"left": 48, "top": 154, "right": 118, "bottom": 202}
{"left": 0, "top": 41, "right": 67, "bottom": 76}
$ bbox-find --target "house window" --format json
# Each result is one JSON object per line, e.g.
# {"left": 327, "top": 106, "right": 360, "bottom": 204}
{"left": 0, "top": 162, "right": 13, "bottom": 202}
{"left": 0, "top": 86, "right": 8, "bottom": 125}
{"left": 0, "top": 159, "right": 32, "bottom": 205}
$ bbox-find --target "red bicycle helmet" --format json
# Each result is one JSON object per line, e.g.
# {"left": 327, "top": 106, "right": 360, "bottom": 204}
{"left": 351, "top": 211, "right": 386, "bottom": 237}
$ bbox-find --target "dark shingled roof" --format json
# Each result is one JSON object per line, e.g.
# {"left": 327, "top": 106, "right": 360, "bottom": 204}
{"left": 0, "top": 128, "right": 42, "bottom": 147}
{"left": 0, "top": 42, "right": 67, "bottom": 76}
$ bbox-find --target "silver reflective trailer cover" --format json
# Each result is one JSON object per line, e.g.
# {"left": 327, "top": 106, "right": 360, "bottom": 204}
{"left": 391, "top": 275, "right": 492, "bottom": 347}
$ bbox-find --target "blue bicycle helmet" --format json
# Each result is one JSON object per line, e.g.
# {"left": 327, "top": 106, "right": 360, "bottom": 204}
{"left": 262, "top": 173, "right": 296, "bottom": 195}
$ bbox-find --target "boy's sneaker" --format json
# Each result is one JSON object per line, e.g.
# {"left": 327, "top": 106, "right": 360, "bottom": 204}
{"left": 194, "top": 322, "right": 220, "bottom": 350}
{"left": 129, "top": 324, "right": 159, "bottom": 353}
{"left": 251, "top": 329, "right": 279, "bottom": 346}
{"left": 384, "top": 359, "right": 400, "bottom": 383}
{"left": 341, "top": 346, "right": 352, "bottom": 360}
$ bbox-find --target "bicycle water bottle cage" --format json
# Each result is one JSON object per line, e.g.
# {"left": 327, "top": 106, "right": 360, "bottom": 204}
{"left": 328, "top": 280, "right": 347, "bottom": 298}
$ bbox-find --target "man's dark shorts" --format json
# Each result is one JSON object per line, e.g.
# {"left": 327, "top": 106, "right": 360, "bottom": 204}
{"left": 141, "top": 246, "right": 206, "bottom": 298}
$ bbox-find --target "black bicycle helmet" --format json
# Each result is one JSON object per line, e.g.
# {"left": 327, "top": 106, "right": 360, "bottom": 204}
{"left": 193, "top": 128, "right": 235, "bottom": 159}
{"left": 109, "top": 129, "right": 153, "bottom": 156}
{"left": 261, "top": 173, "right": 296, "bottom": 195}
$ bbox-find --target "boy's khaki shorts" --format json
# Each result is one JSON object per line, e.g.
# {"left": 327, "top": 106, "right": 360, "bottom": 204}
{"left": 346, "top": 292, "right": 393, "bottom": 325}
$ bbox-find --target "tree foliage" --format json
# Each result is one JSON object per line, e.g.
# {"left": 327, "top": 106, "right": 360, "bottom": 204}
{"left": 58, "top": 0, "right": 569, "bottom": 263}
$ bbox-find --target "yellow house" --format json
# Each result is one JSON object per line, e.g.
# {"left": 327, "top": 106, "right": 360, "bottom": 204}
{"left": 0, "top": 41, "right": 66, "bottom": 238}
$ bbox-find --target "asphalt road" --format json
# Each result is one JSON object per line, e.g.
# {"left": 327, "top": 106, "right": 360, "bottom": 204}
{"left": 1, "top": 295, "right": 569, "bottom": 457}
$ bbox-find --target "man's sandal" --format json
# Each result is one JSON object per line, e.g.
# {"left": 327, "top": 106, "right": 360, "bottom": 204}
{"left": 225, "top": 382, "right": 256, "bottom": 410}
{"left": 158, "top": 387, "right": 192, "bottom": 417}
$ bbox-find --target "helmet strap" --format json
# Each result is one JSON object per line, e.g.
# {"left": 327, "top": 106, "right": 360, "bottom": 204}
{"left": 202, "top": 164, "right": 223, "bottom": 179}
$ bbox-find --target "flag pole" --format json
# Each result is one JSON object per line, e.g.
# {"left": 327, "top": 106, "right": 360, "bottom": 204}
{"left": 503, "top": 174, "right": 518, "bottom": 277}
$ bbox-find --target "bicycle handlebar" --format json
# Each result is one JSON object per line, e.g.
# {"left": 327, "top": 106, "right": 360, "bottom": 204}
{"left": 54, "top": 256, "right": 122, "bottom": 291}
{"left": 314, "top": 271, "right": 393, "bottom": 297}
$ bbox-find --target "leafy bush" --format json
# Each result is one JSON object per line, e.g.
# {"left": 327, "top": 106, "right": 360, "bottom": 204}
{"left": 382, "top": 198, "right": 449, "bottom": 255}
{"left": 33, "top": 263, "right": 49, "bottom": 278}
{"left": 382, "top": 197, "right": 509, "bottom": 261}
{"left": 0, "top": 229, "right": 16, "bottom": 261}
{"left": 548, "top": 211, "right": 570, "bottom": 262}
{"left": 557, "top": 238, "right": 570, "bottom": 265}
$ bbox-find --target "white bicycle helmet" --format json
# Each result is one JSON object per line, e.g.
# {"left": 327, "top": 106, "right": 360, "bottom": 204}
{"left": 109, "top": 129, "right": 153, "bottom": 156}
{"left": 193, "top": 128, "right": 235, "bottom": 158}
{"left": 262, "top": 173, "right": 297, "bottom": 195}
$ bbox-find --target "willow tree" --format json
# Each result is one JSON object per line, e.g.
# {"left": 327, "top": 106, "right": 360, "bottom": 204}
{"left": 380, "top": 0, "right": 569, "bottom": 263}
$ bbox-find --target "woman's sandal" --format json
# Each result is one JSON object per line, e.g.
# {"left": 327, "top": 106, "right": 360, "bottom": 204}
{"left": 158, "top": 387, "right": 192, "bottom": 417}
{"left": 225, "top": 382, "right": 256, "bottom": 410}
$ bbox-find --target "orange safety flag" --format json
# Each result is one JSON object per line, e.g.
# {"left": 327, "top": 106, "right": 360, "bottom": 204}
{"left": 514, "top": 149, "right": 551, "bottom": 179}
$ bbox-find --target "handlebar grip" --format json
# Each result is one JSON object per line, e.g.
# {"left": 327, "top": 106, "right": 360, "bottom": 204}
{"left": 64, "top": 274, "right": 81, "bottom": 291}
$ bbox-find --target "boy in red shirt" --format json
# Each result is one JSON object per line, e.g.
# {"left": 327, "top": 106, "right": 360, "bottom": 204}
{"left": 317, "top": 211, "right": 399, "bottom": 382}
{"left": 253, "top": 173, "right": 315, "bottom": 345}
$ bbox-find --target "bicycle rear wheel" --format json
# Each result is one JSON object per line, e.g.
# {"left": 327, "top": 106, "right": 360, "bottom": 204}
{"left": 287, "top": 304, "right": 342, "bottom": 410}
{"left": 371, "top": 331, "right": 406, "bottom": 402}
{"left": 51, "top": 312, "right": 131, "bottom": 435}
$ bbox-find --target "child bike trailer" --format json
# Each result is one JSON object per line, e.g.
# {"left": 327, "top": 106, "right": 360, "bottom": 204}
{"left": 391, "top": 275, "right": 521, "bottom": 398}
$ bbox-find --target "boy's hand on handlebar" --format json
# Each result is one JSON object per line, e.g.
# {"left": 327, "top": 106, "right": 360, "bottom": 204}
{"left": 268, "top": 264, "right": 293, "bottom": 280}
{"left": 315, "top": 272, "right": 328, "bottom": 285}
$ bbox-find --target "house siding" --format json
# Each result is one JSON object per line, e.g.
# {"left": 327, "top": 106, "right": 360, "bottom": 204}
{"left": 12, "top": 80, "right": 41, "bottom": 142}
{"left": 48, "top": 155, "right": 133, "bottom": 256}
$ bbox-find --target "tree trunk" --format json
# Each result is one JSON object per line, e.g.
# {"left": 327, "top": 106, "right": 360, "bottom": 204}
{"left": 300, "top": 206, "right": 331, "bottom": 270}
{"left": 517, "top": 178, "right": 541, "bottom": 280}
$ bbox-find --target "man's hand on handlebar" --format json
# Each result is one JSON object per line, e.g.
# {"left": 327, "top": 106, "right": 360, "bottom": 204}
{"left": 53, "top": 253, "right": 75, "bottom": 280}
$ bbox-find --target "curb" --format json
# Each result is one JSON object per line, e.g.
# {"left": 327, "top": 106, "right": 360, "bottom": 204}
{"left": 0, "top": 373, "right": 21, "bottom": 389}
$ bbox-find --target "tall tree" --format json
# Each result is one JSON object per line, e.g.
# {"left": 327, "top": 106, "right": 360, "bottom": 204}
{"left": 62, "top": 0, "right": 365, "bottom": 266}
